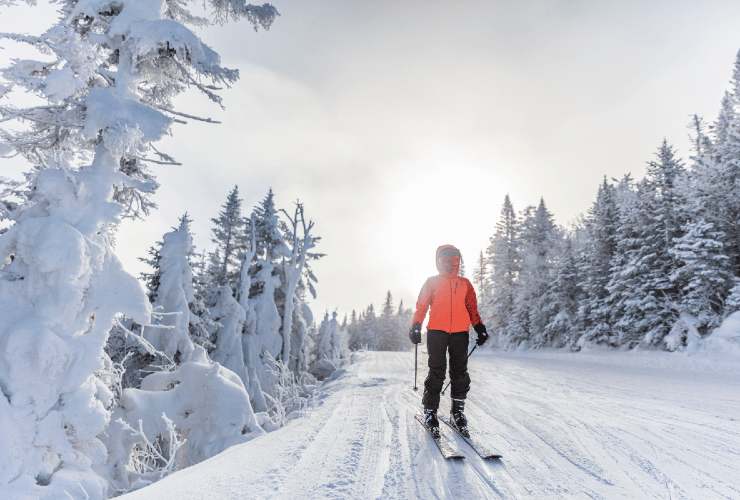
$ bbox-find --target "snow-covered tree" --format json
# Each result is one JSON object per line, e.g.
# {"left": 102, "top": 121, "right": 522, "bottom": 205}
{"left": 725, "top": 279, "right": 740, "bottom": 316}
{"left": 670, "top": 220, "right": 732, "bottom": 335}
{"left": 144, "top": 214, "right": 196, "bottom": 362}
{"left": 252, "top": 188, "right": 290, "bottom": 262}
{"left": 209, "top": 186, "right": 247, "bottom": 288}
{"left": 106, "top": 346, "right": 261, "bottom": 491}
{"left": 472, "top": 250, "right": 489, "bottom": 302}
{"left": 361, "top": 304, "right": 378, "bottom": 350}
{"left": 576, "top": 178, "right": 618, "bottom": 346}
{"left": 715, "top": 54, "right": 740, "bottom": 276}
{"left": 543, "top": 236, "right": 581, "bottom": 347}
{"left": 0, "top": 1, "right": 276, "bottom": 496}
{"left": 377, "top": 290, "right": 404, "bottom": 350}
{"left": 311, "top": 311, "right": 346, "bottom": 378}
{"left": 509, "top": 199, "right": 559, "bottom": 347}
{"left": 484, "top": 194, "right": 519, "bottom": 342}
{"left": 278, "top": 201, "right": 322, "bottom": 372}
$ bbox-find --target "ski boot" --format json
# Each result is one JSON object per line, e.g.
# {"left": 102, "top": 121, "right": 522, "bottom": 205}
{"left": 450, "top": 398, "right": 470, "bottom": 437}
{"left": 423, "top": 408, "right": 440, "bottom": 439}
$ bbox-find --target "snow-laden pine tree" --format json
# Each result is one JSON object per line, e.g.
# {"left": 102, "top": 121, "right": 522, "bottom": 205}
{"left": 395, "top": 299, "right": 413, "bottom": 345}
{"left": 245, "top": 190, "right": 289, "bottom": 400}
{"left": 144, "top": 214, "right": 196, "bottom": 361}
{"left": 312, "top": 311, "right": 336, "bottom": 378}
{"left": 604, "top": 176, "right": 645, "bottom": 346}
{"left": 725, "top": 280, "right": 740, "bottom": 315}
{"left": 575, "top": 178, "right": 618, "bottom": 346}
{"left": 509, "top": 199, "right": 559, "bottom": 348}
{"left": 209, "top": 185, "right": 247, "bottom": 288}
{"left": 0, "top": 1, "right": 276, "bottom": 496}
{"left": 484, "top": 194, "right": 519, "bottom": 343}
{"left": 205, "top": 188, "right": 253, "bottom": 397}
{"left": 716, "top": 53, "right": 740, "bottom": 276}
{"left": 670, "top": 219, "right": 732, "bottom": 336}
{"left": 472, "top": 250, "right": 490, "bottom": 312}
{"left": 378, "top": 290, "right": 402, "bottom": 350}
{"left": 614, "top": 180, "right": 676, "bottom": 346}
{"left": 543, "top": 236, "right": 581, "bottom": 347}
{"left": 347, "top": 309, "right": 363, "bottom": 350}
{"left": 361, "top": 304, "right": 379, "bottom": 350}
{"left": 635, "top": 143, "right": 686, "bottom": 346}
{"left": 665, "top": 116, "right": 735, "bottom": 338}
{"left": 600, "top": 145, "right": 685, "bottom": 348}
{"left": 253, "top": 188, "right": 290, "bottom": 261}
{"left": 311, "top": 310, "right": 347, "bottom": 378}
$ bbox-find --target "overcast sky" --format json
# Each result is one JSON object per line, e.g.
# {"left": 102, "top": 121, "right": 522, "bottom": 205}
{"left": 3, "top": 1, "right": 740, "bottom": 317}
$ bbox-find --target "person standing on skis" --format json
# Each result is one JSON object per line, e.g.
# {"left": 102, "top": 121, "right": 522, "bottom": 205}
{"left": 409, "top": 244, "right": 489, "bottom": 435}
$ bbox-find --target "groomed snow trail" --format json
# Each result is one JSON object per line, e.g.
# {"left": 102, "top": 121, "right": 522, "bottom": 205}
{"left": 123, "top": 350, "right": 740, "bottom": 500}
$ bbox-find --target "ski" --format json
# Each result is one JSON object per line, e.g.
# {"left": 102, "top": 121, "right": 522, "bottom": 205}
{"left": 414, "top": 414, "right": 465, "bottom": 460}
{"left": 440, "top": 415, "right": 503, "bottom": 460}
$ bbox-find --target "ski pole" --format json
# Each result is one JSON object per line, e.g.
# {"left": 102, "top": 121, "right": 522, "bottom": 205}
{"left": 440, "top": 344, "right": 477, "bottom": 396}
{"left": 413, "top": 343, "right": 418, "bottom": 391}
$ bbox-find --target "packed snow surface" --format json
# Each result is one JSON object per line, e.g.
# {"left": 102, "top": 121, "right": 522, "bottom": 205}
{"left": 123, "top": 350, "right": 740, "bottom": 499}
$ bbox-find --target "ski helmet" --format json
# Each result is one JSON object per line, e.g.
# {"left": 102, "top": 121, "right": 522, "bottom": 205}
{"left": 436, "top": 244, "right": 461, "bottom": 275}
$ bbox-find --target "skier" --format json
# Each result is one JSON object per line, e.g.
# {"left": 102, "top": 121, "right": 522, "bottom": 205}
{"left": 409, "top": 244, "right": 489, "bottom": 436}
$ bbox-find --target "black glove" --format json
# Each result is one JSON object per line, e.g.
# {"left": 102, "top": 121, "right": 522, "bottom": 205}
{"left": 409, "top": 323, "right": 422, "bottom": 344}
{"left": 473, "top": 323, "right": 489, "bottom": 346}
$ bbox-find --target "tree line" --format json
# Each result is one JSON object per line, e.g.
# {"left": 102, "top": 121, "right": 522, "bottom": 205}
{"left": 346, "top": 291, "right": 414, "bottom": 351}
{"left": 478, "top": 53, "right": 740, "bottom": 351}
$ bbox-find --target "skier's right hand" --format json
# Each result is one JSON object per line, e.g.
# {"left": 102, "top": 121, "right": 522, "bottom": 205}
{"left": 474, "top": 323, "right": 489, "bottom": 346}
{"left": 409, "top": 323, "right": 422, "bottom": 344}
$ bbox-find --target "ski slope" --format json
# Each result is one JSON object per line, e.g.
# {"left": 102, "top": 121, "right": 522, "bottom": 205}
{"left": 123, "top": 350, "right": 740, "bottom": 499}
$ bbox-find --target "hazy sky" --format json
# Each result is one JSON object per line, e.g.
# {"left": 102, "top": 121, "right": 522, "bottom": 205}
{"left": 3, "top": 1, "right": 740, "bottom": 316}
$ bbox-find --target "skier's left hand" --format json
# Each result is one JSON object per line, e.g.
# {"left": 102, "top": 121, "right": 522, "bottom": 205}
{"left": 473, "top": 323, "right": 489, "bottom": 346}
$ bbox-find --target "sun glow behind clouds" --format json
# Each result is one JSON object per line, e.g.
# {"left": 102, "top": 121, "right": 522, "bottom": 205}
{"left": 381, "top": 148, "right": 508, "bottom": 302}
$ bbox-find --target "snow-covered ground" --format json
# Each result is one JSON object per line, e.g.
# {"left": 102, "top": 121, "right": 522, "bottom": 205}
{"left": 123, "top": 350, "right": 740, "bottom": 499}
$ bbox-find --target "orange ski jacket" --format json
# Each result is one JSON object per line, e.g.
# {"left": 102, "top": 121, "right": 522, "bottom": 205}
{"left": 412, "top": 245, "right": 482, "bottom": 334}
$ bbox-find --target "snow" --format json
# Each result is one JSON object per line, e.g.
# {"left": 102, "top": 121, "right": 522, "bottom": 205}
{"left": 127, "top": 19, "right": 225, "bottom": 75}
{"left": 702, "top": 311, "right": 740, "bottom": 357}
{"left": 83, "top": 88, "right": 172, "bottom": 142}
{"left": 114, "top": 347, "right": 259, "bottom": 466}
{"left": 145, "top": 220, "right": 196, "bottom": 361}
{"left": 121, "top": 350, "right": 740, "bottom": 499}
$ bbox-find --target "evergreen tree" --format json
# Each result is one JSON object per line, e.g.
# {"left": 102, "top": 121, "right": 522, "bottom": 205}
{"left": 605, "top": 177, "right": 644, "bottom": 346}
{"left": 378, "top": 290, "right": 396, "bottom": 350}
{"left": 670, "top": 220, "right": 732, "bottom": 334}
{"left": 472, "top": 250, "right": 490, "bottom": 308}
{"left": 543, "top": 237, "right": 581, "bottom": 347}
{"left": 140, "top": 239, "right": 164, "bottom": 304}
{"left": 725, "top": 280, "right": 740, "bottom": 315}
{"left": 347, "top": 309, "right": 362, "bottom": 350}
{"left": 252, "top": 188, "right": 290, "bottom": 262}
{"left": 509, "top": 199, "right": 558, "bottom": 347}
{"left": 485, "top": 195, "right": 519, "bottom": 341}
{"left": 577, "top": 178, "right": 618, "bottom": 346}
{"left": 715, "top": 64, "right": 740, "bottom": 276}
{"left": 614, "top": 181, "right": 676, "bottom": 346}
{"left": 209, "top": 186, "right": 246, "bottom": 288}
{"left": 142, "top": 214, "right": 201, "bottom": 362}
{"left": 363, "top": 304, "right": 379, "bottom": 350}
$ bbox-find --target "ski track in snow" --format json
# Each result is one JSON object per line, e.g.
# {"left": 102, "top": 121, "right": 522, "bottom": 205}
{"left": 123, "top": 351, "right": 740, "bottom": 500}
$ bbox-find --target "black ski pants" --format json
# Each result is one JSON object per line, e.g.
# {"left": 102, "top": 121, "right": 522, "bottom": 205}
{"left": 422, "top": 329, "right": 470, "bottom": 411}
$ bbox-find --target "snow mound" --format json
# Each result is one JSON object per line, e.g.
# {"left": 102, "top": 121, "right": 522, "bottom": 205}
{"left": 703, "top": 311, "right": 740, "bottom": 357}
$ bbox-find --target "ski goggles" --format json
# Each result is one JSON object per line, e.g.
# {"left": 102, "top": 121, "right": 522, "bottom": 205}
{"left": 437, "top": 247, "right": 461, "bottom": 258}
